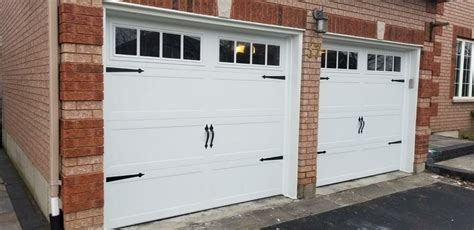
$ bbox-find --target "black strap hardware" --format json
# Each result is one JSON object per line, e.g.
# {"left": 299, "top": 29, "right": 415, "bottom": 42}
{"left": 388, "top": 140, "right": 402, "bottom": 145}
{"left": 262, "top": 75, "right": 285, "bottom": 80}
{"left": 106, "top": 67, "right": 144, "bottom": 73}
{"left": 260, "top": 156, "right": 283, "bottom": 161}
{"left": 391, "top": 79, "right": 405, "bottom": 83}
{"left": 106, "top": 173, "right": 144, "bottom": 182}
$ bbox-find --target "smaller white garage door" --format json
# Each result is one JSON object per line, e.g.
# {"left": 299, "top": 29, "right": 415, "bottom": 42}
{"left": 104, "top": 15, "right": 295, "bottom": 228}
{"left": 317, "top": 41, "right": 411, "bottom": 186}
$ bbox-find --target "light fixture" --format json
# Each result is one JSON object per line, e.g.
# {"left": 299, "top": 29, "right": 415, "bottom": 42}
{"left": 236, "top": 44, "right": 246, "bottom": 54}
{"left": 429, "top": 21, "right": 449, "bottom": 42}
{"left": 313, "top": 8, "right": 328, "bottom": 33}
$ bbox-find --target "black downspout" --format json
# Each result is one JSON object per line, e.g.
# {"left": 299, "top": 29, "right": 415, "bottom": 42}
{"left": 50, "top": 210, "right": 64, "bottom": 230}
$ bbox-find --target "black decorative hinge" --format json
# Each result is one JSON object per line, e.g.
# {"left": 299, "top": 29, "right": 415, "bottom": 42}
{"left": 262, "top": 75, "right": 285, "bottom": 80}
{"left": 320, "top": 77, "right": 330, "bottom": 80}
{"left": 388, "top": 140, "right": 402, "bottom": 145}
{"left": 260, "top": 156, "right": 283, "bottom": 162}
{"left": 391, "top": 79, "right": 405, "bottom": 83}
{"left": 317, "top": 151, "right": 326, "bottom": 155}
{"left": 106, "top": 67, "right": 144, "bottom": 73}
{"left": 106, "top": 173, "right": 144, "bottom": 182}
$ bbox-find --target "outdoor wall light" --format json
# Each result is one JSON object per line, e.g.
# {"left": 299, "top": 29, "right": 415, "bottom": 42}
{"left": 313, "top": 8, "right": 328, "bottom": 33}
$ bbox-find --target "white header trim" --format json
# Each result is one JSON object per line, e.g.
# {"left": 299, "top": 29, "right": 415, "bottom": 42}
{"left": 104, "top": 0, "right": 306, "bottom": 35}
{"left": 325, "top": 32, "right": 423, "bottom": 50}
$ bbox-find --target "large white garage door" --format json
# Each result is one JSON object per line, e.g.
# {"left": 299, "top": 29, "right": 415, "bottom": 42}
{"left": 104, "top": 16, "right": 292, "bottom": 228}
{"left": 317, "top": 41, "right": 409, "bottom": 186}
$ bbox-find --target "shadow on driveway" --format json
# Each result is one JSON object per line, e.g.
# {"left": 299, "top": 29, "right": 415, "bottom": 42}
{"left": 264, "top": 183, "right": 474, "bottom": 230}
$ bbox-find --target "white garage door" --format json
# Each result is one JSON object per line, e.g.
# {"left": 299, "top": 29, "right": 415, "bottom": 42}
{"left": 104, "top": 16, "right": 291, "bottom": 228}
{"left": 317, "top": 41, "right": 409, "bottom": 186}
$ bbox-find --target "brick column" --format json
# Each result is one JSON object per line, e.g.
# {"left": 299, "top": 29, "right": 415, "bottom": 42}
{"left": 58, "top": 1, "right": 104, "bottom": 229}
{"left": 415, "top": 39, "right": 439, "bottom": 172}
{"left": 297, "top": 28, "right": 320, "bottom": 198}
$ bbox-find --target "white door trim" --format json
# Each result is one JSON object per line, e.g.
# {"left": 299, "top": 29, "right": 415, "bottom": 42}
{"left": 103, "top": 0, "right": 302, "bottom": 215}
{"left": 321, "top": 33, "right": 421, "bottom": 175}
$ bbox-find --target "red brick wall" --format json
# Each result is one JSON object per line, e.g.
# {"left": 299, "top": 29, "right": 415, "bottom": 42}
{"left": 124, "top": 0, "right": 218, "bottom": 16}
{"left": 0, "top": 0, "right": 51, "bottom": 180}
{"left": 58, "top": 1, "right": 104, "bottom": 229}
{"left": 430, "top": 1, "right": 474, "bottom": 133}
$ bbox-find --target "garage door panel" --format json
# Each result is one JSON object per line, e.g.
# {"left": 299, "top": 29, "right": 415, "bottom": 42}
{"left": 319, "top": 81, "right": 360, "bottom": 110}
{"left": 360, "top": 113, "right": 402, "bottom": 141}
{"left": 318, "top": 113, "right": 361, "bottom": 146}
{"left": 211, "top": 80, "right": 285, "bottom": 116}
{"left": 210, "top": 118, "right": 284, "bottom": 161}
{"left": 105, "top": 120, "right": 207, "bottom": 174}
{"left": 360, "top": 82, "right": 404, "bottom": 108}
{"left": 317, "top": 144, "right": 400, "bottom": 186}
{"left": 106, "top": 169, "right": 207, "bottom": 228}
{"left": 105, "top": 75, "right": 208, "bottom": 120}
{"left": 211, "top": 160, "right": 282, "bottom": 202}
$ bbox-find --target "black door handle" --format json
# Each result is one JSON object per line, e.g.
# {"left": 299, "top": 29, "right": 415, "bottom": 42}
{"left": 204, "top": 125, "right": 209, "bottom": 149}
{"left": 209, "top": 125, "right": 215, "bottom": 148}
{"left": 360, "top": 116, "right": 366, "bottom": 134}
{"left": 358, "top": 116, "right": 362, "bottom": 134}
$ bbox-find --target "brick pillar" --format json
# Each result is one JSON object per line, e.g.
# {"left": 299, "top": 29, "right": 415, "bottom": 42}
{"left": 297, "top": 22, "right": 321, "bottom": 198}
{"left": 58, "top": 2, "right": 104, "bottom": 229}
{"left": 415, "top": 43, "right": 439, "bottom": 173}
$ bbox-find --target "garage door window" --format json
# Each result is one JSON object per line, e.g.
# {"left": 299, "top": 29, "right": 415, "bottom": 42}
{"left": 368, "top": 53, "right": 401, "bottom": 72}
{"left": 184, "top": 36, "right": 201, "bottom": 60}
{"left": 163, "top": 33, "right": 181, "bottom": 59}
{"left": 454, "top": 40, "right": 473, "bottom": 98}
{"left": 140, "top": 30, "right": 160, "bottom": 58}
{"left": 114, "top": 26, "right": 201, "bottom": 61}
{"left": 267, "top": 45, "right": 280, "bottom": 66}
{"left": 321, "top": 49, "right": 358, "bottom": 69}
{"left": 116, "top": 27, "right": 137, "bottom": 55}
{"left": 236, "top": 41, "right": 251, "bottom": 64}
{"left": 219, "top": 39, "right": 280, "bottom": 66}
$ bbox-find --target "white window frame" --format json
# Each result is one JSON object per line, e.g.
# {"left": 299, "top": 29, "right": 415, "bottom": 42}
{"left": 454, "top": 39, "right": 474, "bottom": 101}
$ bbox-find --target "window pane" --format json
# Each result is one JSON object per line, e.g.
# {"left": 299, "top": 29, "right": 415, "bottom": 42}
{"left": 321, "top": 50, "right": 326, "bottom": 68}
{"left": 236, "top": 41, "right": 251, "bottom": 64}
{"left": 386, "top": 56, "right": 393, "bottom": 71}
{"left": 327, "top": 50, "right": 337, "bottom": 68}
{"left": 116, "top": 27, "right": 137, "bottom": 55}
{"left": 338, "top": 51, "right": 348, "bottom": 69}
{"left": 457, "top": 41, "right": 463, "bottom": 55}
{"left": 140, "top": 30, "right": 159, "bottom": 57}
{"left": 367, "top": 54, "right": 375, "bottom": 70}
{"left": 377, "top": 55, "right": 385, "bottom": 71}
{"left": 219, "top": 40, "right": 234, "bottom": 63}
{"left": 252, "top": 43, "right": 265, "bottom": 65}
{"left": 455, "top": 41, "right": 462, "bottom": 97}
{"left": 163, "top": 33, "right": 181, "bottom": 59}
{"left": 349, "top": 52, "right": 358, "bottom": 69}
{"left": 462, "top": 43, "right": 472, "bottom": 97}
{"left": 267, "top": 45, "right": 280, "bottom": 66}
{"left": 184, "top": 36, "right": 200, "bottom": 60}
{"left": 394, "top": 56, "right": 401, "bottom": 72}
